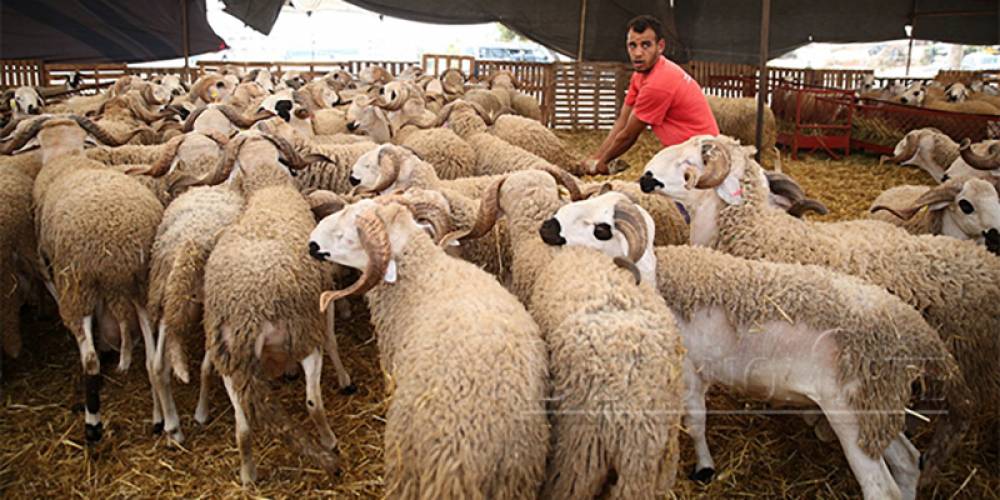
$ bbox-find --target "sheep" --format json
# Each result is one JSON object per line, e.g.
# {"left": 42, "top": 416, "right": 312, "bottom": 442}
{"left": 487, "top": 72, "right": 543, "bottom": 121}
{"left": 879, "top": 128, "right": 958, "bottom": 182}
{"left": 8, "top": 115, "right": 168, "bottom": 445}
{"left": 580, "top": 180, "right": 690, "bottom": 246}
{"left": 309, "top": 196, "right": 550, "bottom": 499}
{"left": 188, "top": 74, "right": 235, "bottom": 106}
{"left": 869, "top": 177, "right": 1000, "bottom": 253}
{"left": 439, "top": 67, "right": 466, "bottom": 101}
{"left": 542, "top": 190, "right": 972, "bottom": 498}
{"left": 358, "top": 65, "right": 392, "bottom": 86}
{"left": 200, "top": 129, "right": 348, "bottom": 484}
{"left": 924, "top": 97, "right": 1000, "bottom": 115}
{"left": 5, "top": 86, "right": 45, "bottom": 118}
{"left": 92, "top": 90, "right": 173, "bottom": 145}
{"left": 950, "top": 138, "right": 1000, "bottom": 180}
{"left": 706, "top": 95, "right": 777, "bottom": 165}
{"left": 450, "top": 170, "right": 686, "bottom": 499}
{"left": 0, "top": 167, "right": 38, "bottom": 394}
{"left": 490, "top": 114, "right": 584, "bottom": 174}
{"left": 640, "top": 134, "right": 1000, "bottom": 428}
{"left": 181, "top": 103, "right": 272, "bottom": 137}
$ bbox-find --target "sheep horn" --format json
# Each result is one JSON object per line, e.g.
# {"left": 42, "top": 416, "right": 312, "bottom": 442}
{"left": 319, "top": 209, "right": 391, "bottom": 312}
{"left": 306, "top": 190, "right": 347, "bottom": 222}
{"left": 432, "top": 101, "right": 457, "bottom": 127}
{"left": 126, "top": 135, "right": 186, "bottom": 176}
{"left": 216, "top": 104, "right": 274, "bottom": 128}
{"left": 959, "top": 138, "right": 1000, "bottom": 170}
{"left": 201, "top": 129, "right": 231, "bottom": 147}
{"left": 261, "top": 132, "right": 309, "bottom": 170}
{"left": 70, "top": 114, "right": 151, "bottom": 146}
{"left": 787, "top": 199, "right": 829, "bottom": 217}
{"left": 379, "top": 197, "right": 452, "bottom": 244}
{"left": 141, "top": 84, "right": 164, "bottom": 106}
{"left": 538, "top": 164, "right": 583, "bottom": 201}
{"left": 127, "top": 92, "right": 173, "bottom": 124}
{"left": 613, "top": 200, "right": 649, "bottom": 265}
{"left": 765, "top": 172, "right": 807, "bottom": 203}
{"left": 467, "top": 100, "right": 494, "bottom": 125}
{"left": 440, "top": 68, "right": 466, "bottom": 95}
{"left": 0, "top": 116, "right": 51, "bottom": 154}
{"left": 612, "top": 256, "right": 642, "bottom": 285}
{"left": 696, "top": 138, "right": 733, "bottom": 189}
{"left": 0, "top": 115, "right": 30, "bottom": 141}
{"left": 442, "top": 176, "right": 504, "bottom": 244}
{"left": 871, "top": 182, "right": 961, "bottom": 220}
{"left": 879, "top": 134, "right": 919, "bottom": 166}
{"left": 186, "top": 133, "right": 246, "bottom": 188}
{"left": 181, "top": 105, "right": 209, "bottom": 132}
{"left": 354, "top": 147, "right": 402, "bottom": 195}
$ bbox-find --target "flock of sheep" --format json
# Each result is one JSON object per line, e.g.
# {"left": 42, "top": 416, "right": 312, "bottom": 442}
{"left": 857, "top": 74, "right": 1000, "bottom": 115}
{"left": 0, "top": 63, "right": 997, "bottom": 500}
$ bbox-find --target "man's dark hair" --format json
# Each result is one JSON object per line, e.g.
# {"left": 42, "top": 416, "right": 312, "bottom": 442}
{"left": 627, "top": 15, "right": 664, "bottom": 41}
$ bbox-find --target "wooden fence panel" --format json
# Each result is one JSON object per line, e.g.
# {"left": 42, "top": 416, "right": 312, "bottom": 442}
{"left": 421, "top": 54, "right": 475, "bottom": 78}
{"left": 552, "top": 62, "right": 627, "bottom": 129}
{"left": 0, "top": 60, "right": 45, "bottom": 89}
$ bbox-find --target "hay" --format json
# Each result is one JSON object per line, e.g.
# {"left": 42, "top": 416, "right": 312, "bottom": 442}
{"left": 2, "top": 130, "right": 997, "bottom": 498}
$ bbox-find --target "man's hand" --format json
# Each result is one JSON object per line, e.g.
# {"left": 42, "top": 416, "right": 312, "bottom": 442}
{"left": 579, "top": 157, "right": 606, "bottom": 175}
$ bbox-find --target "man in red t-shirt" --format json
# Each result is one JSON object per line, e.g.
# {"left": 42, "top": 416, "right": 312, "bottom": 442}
{"left": 583, "top": 15, "right": 719, "bottom": 174}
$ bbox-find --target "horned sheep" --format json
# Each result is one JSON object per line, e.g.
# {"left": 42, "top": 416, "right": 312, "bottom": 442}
{"left": 544, "top": 190, "right": 971, "bottom": 499}
{"left": 640, "top": 134, "right": 1000, "bottom": 428}
{"left": 309, "top": 195, "right": 550, "bottom": 499}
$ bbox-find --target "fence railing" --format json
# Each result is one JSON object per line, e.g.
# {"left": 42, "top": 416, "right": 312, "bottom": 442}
{"left": 2, "top": 57, "right": 993, "bottom": 130}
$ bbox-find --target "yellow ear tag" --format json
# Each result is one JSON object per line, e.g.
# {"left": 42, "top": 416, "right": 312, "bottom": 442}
{"left": 9, "top": 99, "right": 15, "bottom": 109}
{"left": 209, "top": 89, "right": 220, "bottom": 99}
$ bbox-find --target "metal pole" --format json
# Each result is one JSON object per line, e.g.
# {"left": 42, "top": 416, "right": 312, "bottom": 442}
{"left": 905, "top": 0, "right": 916, "bottom": 78}
{"left": 182, "top": 0, "right": 191, "bottom": 82}
{"left": 576, "top": 0, "right": 587, "bottom": 61}
{"left": 755, "top": 0, "right": 770, "bottom": 163}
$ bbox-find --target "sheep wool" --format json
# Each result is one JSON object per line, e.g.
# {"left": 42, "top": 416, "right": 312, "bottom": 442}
{"left": 491, "top": 114, "right": 582, "bottom": 174}
{"left": 293, "top": 141, "right": 377, "bottom": 193}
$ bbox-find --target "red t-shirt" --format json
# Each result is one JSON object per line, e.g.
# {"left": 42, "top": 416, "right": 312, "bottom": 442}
{"left": 624, "top": 56, "right": 719, "bottom": 146}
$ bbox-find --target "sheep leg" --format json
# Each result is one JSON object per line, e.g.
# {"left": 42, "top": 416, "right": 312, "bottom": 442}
{"left": 194, "top": 349, "right": 213, "bottom": 425}
{"left": 818, "top": 397, "right": 901, "bottom": 500}
{"left": 883, "top": 433, "right": 920, "bottom": 500}
{"left": 222, "top": 375, "right": 257, "bottom": 485}
{"left": 682, "top": 359, "right": 715, "bottom": 483}
{"left": 134, "top": 304, "right": 164, "bottom": 434}
{"left": 302, "top": 349, "right": 338, "bottom": 451}
{"left": 116, "top": 318, "right": 133, "bottom": 372}
{"left": 325, "top": 306, "right": 354, "bottom": 393}
{"left": 154, "top": 320, "right": 183, "bottom": 443}
{"left": 77, "top": 315, "right": 103, "bottom": 443}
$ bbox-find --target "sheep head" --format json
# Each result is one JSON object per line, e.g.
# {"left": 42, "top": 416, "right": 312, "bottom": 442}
{"left": 640, "top": 135, "right": 745, "bottom": 206}
{"left": 9, "top": 86, "right": 44, "bottom": 116}
{"left": 349, "top": 144, "right": 407, "bottom": 195}
{"left": 0, "top": 114, "right": 151, "bottom": 155}
{"left": 959, "top": 138, "right": 1000, "bottom": 171}
{"left": 539, "top": 189, "right": 655, "bottom": 284}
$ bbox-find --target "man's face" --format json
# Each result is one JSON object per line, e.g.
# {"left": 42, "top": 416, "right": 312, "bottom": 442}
{"left": 627, "top": 28, "right": 664, "bottom": 73}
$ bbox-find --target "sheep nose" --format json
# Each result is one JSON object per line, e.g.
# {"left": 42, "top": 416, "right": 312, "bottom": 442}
{"left": 347, "top": 121, "right": 359, "bottom": 132}
{"left": 539, "top": 218, "right": 566, "bottom": 246}
{"left": 308, "top": 241, "right": 329, "bottom": 261}
{"left": 985, "top": 229, "right": 1000, "bottom": 255}
{"left": 27, "top": 105, "right": 38, "bottom": 114}
{"left": 348, "top": 176, "right": 361, "bottom": 186}
{"left": 639, "top": 171, "right": 664, "bottom": 193}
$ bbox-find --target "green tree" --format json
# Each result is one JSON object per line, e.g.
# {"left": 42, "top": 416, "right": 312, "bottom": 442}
{"left": 497, "top": 23, "right": 528, "bottom": 42}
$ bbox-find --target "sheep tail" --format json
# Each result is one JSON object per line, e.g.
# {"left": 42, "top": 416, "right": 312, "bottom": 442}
{"left": 161, "top": 239, "right": 208, "bottom": 384}
{"left": 917, "top": 356, "right": 973, "bottom": 487}
{"left": 233, "top": 357, "right": 341, "bottom": 481}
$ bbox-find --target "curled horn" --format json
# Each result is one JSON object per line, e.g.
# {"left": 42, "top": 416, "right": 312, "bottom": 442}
{"left": 612, "top": 257, "right": 642, "bottom": 285}
{"left": 765, "top": 171, "right": 806, "bottom": 202}
{"left": 432, "top": 101, "right": 458, "bottom": 127}
{"left": 201, "top": 129, "right": 231, "bottom": 147}
{"left": 467, "top": 100, "right": 494, "bottom": 125}
{"left": 0, "top": 116, "right": 52, "bottom": 154}
{"left": 318, "top": 209, "right": 391, "bottom": 312}
{"left": 141, "top": 84, "right": 164, "bottom": 106}
{"left": 879, "top": 134, "right": 919, "bottom": 166}
{"left": 613, "top": 200, "right": 649, "bottom": 264}
{"left": 695, "top": 139, "right": 733, "bottom": 189}
{"left": 70, "top": 114, "right": 152, "bottom": 146}
{"left": 871, "top": 182, "right": 962, "bottom": 220}
{"left": 0, "top": 115, "right": 30, "bottom": 141}
{"left": 181, "top": 105, "right": 209, "bottom": 132}
{"left": 184, "top": 133, "right": 248, "bottom": 188}
{"left": 441, "top": 176, "right": 504, "bottom": 244}
{"left": 354, "top": 147, "right": 403, "bottom": 195}
{"left": 306, "top": 190, "right": 347, "bottom": 222}
{"left": 538, "top": 164, "right": 583, "bottom": 201}
{"left": 376, "top": 195, "right": 452, "bottom": 243}
{"left": 261, "top": 132, "right": 310, "bottom": 170}
{"left": 125, "top": 92, "right": 173, "bottom": 124}
{"left": 787, "top": 199, "right": 829, "bottom": 217}
{"left": 216, "top": 104, "right": 274, "bottom": 128}
{"left": 959, "top": 138, "right": 1000, "bottom": 170}
{"left": 126, "top": 135, "right": 186, "bottom": 176}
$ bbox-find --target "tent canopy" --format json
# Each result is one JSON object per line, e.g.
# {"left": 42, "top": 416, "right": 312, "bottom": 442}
{"left": 1, "top": 0, "right": 226, "bottom": 63}
{"left": 224, "top": 0, "right": 998, "bottom": 64}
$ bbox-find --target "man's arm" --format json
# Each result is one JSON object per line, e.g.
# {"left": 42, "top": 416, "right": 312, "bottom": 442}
{"left": 591, "top": 103, "right": 633, "bottom": 161}
{"left": 595, "top": 110, "right": 647, "bottom": 167}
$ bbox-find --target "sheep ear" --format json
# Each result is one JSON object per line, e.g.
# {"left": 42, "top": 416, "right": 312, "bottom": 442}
{"left": 716, "top": 175, "right": 744, "bottom": 205}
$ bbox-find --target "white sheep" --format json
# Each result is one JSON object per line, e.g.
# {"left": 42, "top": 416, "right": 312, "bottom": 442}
{"left": 12, "top": 115, "right": 167, "bottom": 445}
{"left": 200, "top": 129, "right": 347, "bottom": 484}
{"left": 309, "top": 195, "right": 550, "bottom": 499}
{"left": 640, "top": 134, "right": 1000, "bottom": 437}
{"left": 870, "top": 177, "right": 1000, "bottom": 252}
{"left": 543, "top": 190, "right": 972, "bottom": 499}
{"left": 450, "top": 170, "right": 686, "bottom": 499}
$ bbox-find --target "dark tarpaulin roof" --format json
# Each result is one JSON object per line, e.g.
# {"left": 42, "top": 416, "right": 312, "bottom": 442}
{"left": 1, "top": 0, "right": 226, "bottom": 63}
{"left": 221, "top": 0, "right": 998, "bottom": 64}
